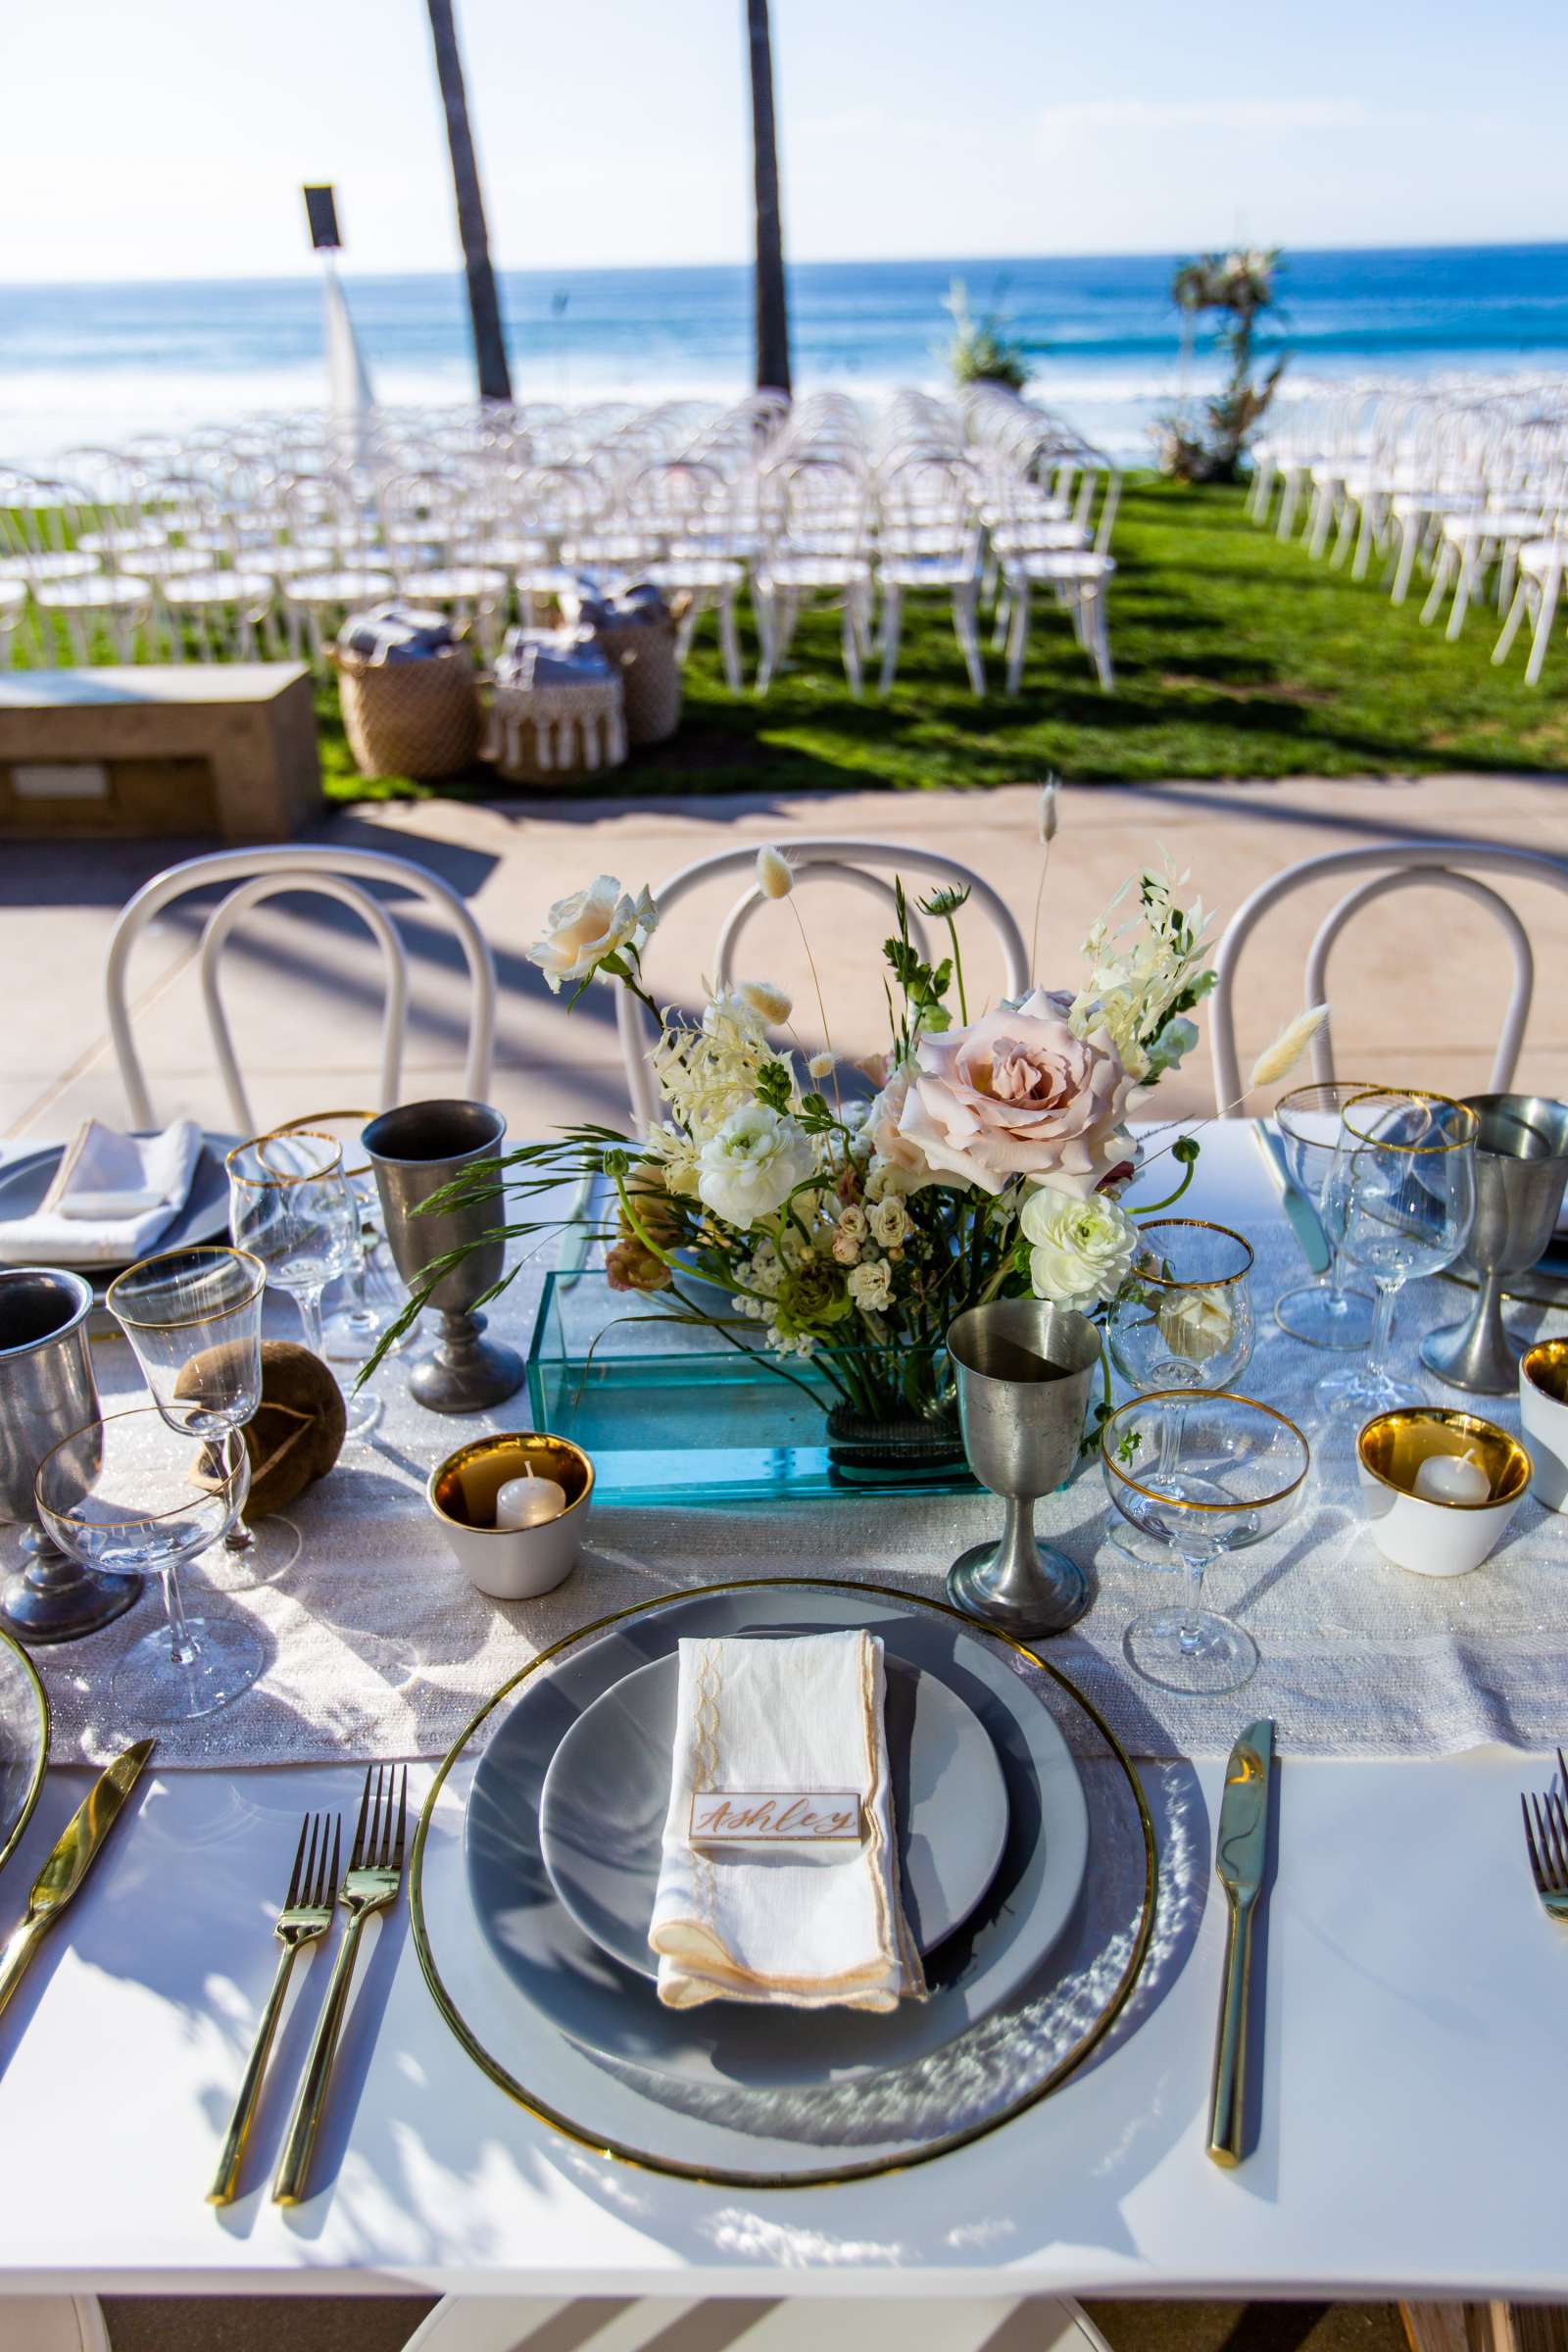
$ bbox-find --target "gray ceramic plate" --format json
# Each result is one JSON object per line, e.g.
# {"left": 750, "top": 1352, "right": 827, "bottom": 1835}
{"left": 0, "top": 1625, "right": 48, "bottom": 1877}
{"left": 0, "top": 1132, "right": 236, "bottom": 1275}
{"left": 538, "top": 1650, "right": 1009, "bottom": 1979}
{"left": 463, "top": 1588, "right": 1091, "bottom": 2089}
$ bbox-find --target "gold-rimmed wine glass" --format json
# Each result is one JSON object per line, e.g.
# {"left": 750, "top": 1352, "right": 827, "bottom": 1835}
{"left": 1317, "top": 1088, "right": 1479, "bottom": 1418}
{"left": 226, "top": 1131, "right": 380, "bottom": 1439}
{"left": 1272, "top": 1080, "right": 1378, "bottom": 1349}
{"left": 106, "top": 1244, "right": 300, "bottom": 1588}
{"left": 1102, "top": 1390, "right": 1310, "bottom": 1696}
{"left": 35, "top": 1406, "right": 261, "bottom": 1724}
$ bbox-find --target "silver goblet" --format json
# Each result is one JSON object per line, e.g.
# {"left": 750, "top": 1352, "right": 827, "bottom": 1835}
{"left": 0, "top": 1266, "right": 141, "bottom": 1643}
{"left": 1420, "top": 1094, "right": 1568, "bottom": 1395}
{"left": 362, "top": 1100, "right": 524, "bottom": 1414}
{"left": 946, "top": 1298, "right": 1102, "bottom": 1638}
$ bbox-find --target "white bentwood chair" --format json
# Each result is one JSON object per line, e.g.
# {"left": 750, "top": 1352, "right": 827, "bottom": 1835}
{"left": 104, "top": 845, "right": 498, "bottom": 1133}
{"left": 1208, "top": 841, "right": 1568, "bottom": 1113}
{"left": 614, "top": 840, "right": 1031, "bottom": 1131}
{"left": 401, "top": 2294, "right": 1115, "bottom": 2352}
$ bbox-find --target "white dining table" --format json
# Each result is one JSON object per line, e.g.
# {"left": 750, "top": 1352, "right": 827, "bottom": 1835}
{"left": 0, "top": 1122, "right": 1563, "bottom": 2307}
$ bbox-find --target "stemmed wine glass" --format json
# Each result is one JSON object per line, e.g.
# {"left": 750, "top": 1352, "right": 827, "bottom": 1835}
{"left": 1101, "top": 1390, "right": 1311, "bottom": 1696}
{"left": 1102, "top": 1219, "right": 1255, "bottom": 1563}
{"left": 106, "top": 1244, "right": 300, "bottom": 1588}
{"left": 226, "top": 1132, "right": 380, "bottom": 1439}
{"left": 1317, "top": 1089, "right": 1479, "bottom": 1419}
{"left": 35, "top": 1407, "right": 261, "bottom": 1723}
{"left": 1272, "top": 1082, "right": 1377, "bottom": 1348}
{"left": 270, "top": 1109, "right": 413, "bottom": 1368}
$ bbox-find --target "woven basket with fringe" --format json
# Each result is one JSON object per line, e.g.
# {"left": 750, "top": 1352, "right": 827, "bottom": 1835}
{"left": 587, "top": 610, "right": 682, "bottom": 745}
{"left": 483, "top": 673, "right": 627, "bottom": 787}
{"left": 331, "top": 645, "right": 481, "bottom": 781}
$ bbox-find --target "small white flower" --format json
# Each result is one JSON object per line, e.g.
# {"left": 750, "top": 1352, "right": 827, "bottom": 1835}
{"left": 696, "top": 1104, "right": 814, "bottom": 1229}
{"left": 831, "top": 1228, "right": 861, "bottom": 1266}
{"left": 756, "top": 845, "right": 794, "bottom": 900}
{"left": 738, "top": 979, "right": 793, "bottom": 1025}
{"left": 848, "top": 1258, "right": 894, "bottom": 1313}
{"left": 837, "top": 1205, "right": 867, "bottom": 1242}
{"left": 868, "top": 1196, "right": 910, "bottom": 1249}
{"left": 1155, "top": 1284, "right": 1235, "bottom": 1364}
{"left": 527, "top": 876, "right": 657, "bottom": 994}
{"left": 808, "top": 1052, "right": 836, "bottom": 1080}
{"left": 1020, "top": 1184, "right": 1140, "bottom": 1313}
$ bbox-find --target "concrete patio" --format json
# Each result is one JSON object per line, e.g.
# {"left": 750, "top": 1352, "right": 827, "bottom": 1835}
{"left": 4, "top": 771, "right": 1566, "bottom": 1156}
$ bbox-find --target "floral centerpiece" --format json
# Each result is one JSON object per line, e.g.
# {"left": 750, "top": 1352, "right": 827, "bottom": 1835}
{"left": 371, "top": 809, "right": 1324, "bottom": 1468}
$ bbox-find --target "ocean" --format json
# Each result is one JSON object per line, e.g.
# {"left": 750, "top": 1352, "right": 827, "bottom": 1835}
{"left": 3, "top": 244, "right": 1566, "bottom": 466}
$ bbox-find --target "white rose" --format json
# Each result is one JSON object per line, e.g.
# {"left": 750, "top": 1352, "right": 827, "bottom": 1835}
{"left": 868, "top": 1196, "right": 910, "bottom": 1248}
{"left": 527, "top": 875, "right": 657, "bottom": 994}
{"left": 696, "top": 1105, "right": 814, "bottom": 1229}
{"left": 1020, "top": 1185, "right": 1140, "bottom": 1313}
{"left": 1154, "top": 1283, "right": 1235, "bottom": 1364}
{"left": 848, "top": 1258, "right": 894, "bottom": 1313}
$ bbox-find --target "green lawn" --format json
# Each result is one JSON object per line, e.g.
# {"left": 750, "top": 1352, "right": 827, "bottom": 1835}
{"left": 307, "top": 476, "right": 1561, "bottom": 798}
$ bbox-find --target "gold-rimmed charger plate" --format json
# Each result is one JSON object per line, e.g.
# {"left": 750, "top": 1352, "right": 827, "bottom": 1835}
{"left": 0, "top": 1622, "right": 49, "bottom": 1876}
{"left": 411, "top": 1576, "right": 1157, "bottom": 2189}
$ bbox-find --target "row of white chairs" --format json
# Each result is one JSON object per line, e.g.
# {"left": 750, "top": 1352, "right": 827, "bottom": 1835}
{"left": 1250, "top": 377, "right": 1568, "bottom": 684}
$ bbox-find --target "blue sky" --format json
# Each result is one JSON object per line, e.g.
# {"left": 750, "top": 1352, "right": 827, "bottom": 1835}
{"left": 6, "top": 0, "right": 1566, "bottom": 281}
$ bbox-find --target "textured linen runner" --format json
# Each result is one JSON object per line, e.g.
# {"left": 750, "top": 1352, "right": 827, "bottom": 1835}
{"left": 18, "top": 1126, "right": 1568, "bottom": 1769}
{"left": 649, "top": 1632, "right": 924, "bottom": 2011}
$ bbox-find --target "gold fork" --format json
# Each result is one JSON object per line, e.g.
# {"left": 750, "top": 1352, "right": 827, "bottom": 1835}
{"left": 1520, "top": 1746, "right": 1568, "bottom": 1923}
{"left": 272, "top": 1766, "right": 408, "bottom": 2206}
{"left": 207, "top": 1810, "right": 340, "bottom": 2206}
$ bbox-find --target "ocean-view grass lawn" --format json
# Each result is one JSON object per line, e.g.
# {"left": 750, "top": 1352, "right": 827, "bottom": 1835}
{"left": 327, "top": 478, "right": 1568, "bottom": 799}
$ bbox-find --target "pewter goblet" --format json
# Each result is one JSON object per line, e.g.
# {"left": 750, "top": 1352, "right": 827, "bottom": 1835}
{"left": 362, "top": 1100, "right": 523, "bottom": 1414}
{"left": 1420, "top": 1095, "right": 1568, "bottom": 1395}
{"left": 0, "top": 1266, "right": 141, "bottom": 1644}
{"left": 946, "top": 1298, "right": 1102, "bottom": 1638}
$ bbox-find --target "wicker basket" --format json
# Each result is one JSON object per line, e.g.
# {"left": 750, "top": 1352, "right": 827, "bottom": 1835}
{"left": 483, "top": 673, "right": 627, "bottom": 787}
{"left": 331, "top": 644, "right": 481, "bottom": 781}
{"left": 584, "top": 609, "right": 682, "bottom": 745}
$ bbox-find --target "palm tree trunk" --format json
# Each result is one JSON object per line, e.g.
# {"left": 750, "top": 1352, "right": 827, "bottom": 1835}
{"left": 744, "top": 0, "right": 791, "bottom": 396}
{"left": 425, "top": 0, "right": 513, "bottom": 405}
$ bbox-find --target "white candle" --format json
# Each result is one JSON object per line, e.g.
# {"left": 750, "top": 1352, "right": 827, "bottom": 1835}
{"left": 495, "top": 1466, "right": 567, "bottom": 1529}
{"left": 1413, "top": 1450, "right": 1491, "bottom": 1504}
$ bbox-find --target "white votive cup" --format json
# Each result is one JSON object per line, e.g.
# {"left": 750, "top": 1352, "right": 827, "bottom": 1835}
{"left": 427, "top": 1431, "right": 592, "bottom": 1599}
{"left": 1520, "top": 1341, "right": 1568, "bottom": 1513}
{"left": 1356, "top": 1406, "right": 1532, "bottom": 1577}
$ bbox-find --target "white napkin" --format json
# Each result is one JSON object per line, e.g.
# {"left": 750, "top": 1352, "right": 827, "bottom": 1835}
{"left": 0, "top": 1118, "right": 203, "bottom": 1265}
{"left": 649, "top": 1631, "right": 926, "bottom": 2012}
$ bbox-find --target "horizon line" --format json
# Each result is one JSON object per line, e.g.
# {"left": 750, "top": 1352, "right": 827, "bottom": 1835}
{"left": 4, "top": 232, "right": 1568, "bottom": 293}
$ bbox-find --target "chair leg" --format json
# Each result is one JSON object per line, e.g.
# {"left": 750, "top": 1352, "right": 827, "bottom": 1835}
{"left": 878, "top": 587, "right": 903, "bottom": 696}
{"left": 1277, "top": 470, "right": 1301, "bottom": 539}
{"left": 1447, "top": 549, "right": 1481, "bottom": 642}
{"left": 1390, "top": 518, "right": 1420, "bottom": 605}
{"left": 843, "top": 592, "right": 864, "bottom": 700}
{"left": 717, "top": 590, "right": 743, "bottom": 691}
{"left": 1494, "top": 577, "right": 1532, "bottom": 665}
{"left": 1004, "top": 579, "right": 1031, "bottom": 695}
{"left": 1088, "top": 587, "right": 1114, "bottom": 691}
{"left": 754, "top": 584, "right": 777, "bottom": 694}
{"left": 1524, "top": 566, "right": 1561, "bottom": 686}
{"left": 952, "top": 585, "right": 985, "bottom": 695}
{"left": 1420, "top": 544, "right": 1454, "bottom": 626}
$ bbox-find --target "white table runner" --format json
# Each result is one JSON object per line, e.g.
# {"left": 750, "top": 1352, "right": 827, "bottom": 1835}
{"left": 14, "top": 1128, "right": 1568, "bottom": 1768}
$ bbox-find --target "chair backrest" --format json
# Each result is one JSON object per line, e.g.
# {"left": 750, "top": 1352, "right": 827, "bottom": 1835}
{"left": 1208, "top": 842, "right": 1568, "bottom": 1111}
{"left": 616, "top": 841, "right": 1030, "bottom": 1131}
{"left": 105, "top": 846, "right": 498, "bottom": 1134}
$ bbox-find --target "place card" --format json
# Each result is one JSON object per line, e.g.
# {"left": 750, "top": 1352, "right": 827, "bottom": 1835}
{"left": 688, "top": 1789, "right": 864, "bottom": 1847}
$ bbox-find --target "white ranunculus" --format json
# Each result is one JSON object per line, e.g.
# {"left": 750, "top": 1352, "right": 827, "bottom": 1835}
{"left": 1155, "top": 1283, "right": 1235, "bottom": 1364}
{"left": 1020, "top": 1184, "right": 1140, "bottom": 1313}
{"left": 696, "top": 1104, "right": 814, "bottom": 1229}
{"left": 848, "top": 1257, "right": 894, "bottom": 1313}
{"left": 527, "top": 875, "right": 657, "bottom": 994}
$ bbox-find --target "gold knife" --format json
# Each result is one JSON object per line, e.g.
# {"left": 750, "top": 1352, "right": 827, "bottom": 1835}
{"left": 0, "top": 1739, "right": 156, "bottom": 2026}
{"left": 1207, "top": 1717, "right": 1274, "bottom": 2169}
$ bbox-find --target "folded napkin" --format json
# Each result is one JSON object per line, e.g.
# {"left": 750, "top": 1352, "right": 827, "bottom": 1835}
{"left": 1, "top": 1118, "right": 203, "bottom": 1265}
{"left": 337, "top": 604, "right": 460, "bottom": 664}
{"left": 649, "top": 1631, "right": 926, "bottom": 2012}
{"left": 494, "top": 624, "right": 614, "bottom": 691}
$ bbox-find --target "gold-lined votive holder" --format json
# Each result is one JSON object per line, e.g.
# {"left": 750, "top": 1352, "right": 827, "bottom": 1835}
{"left": 1356, "top": 1407, "right": 1532, "bottom": 1577}
{"left": 1520, "top": 1341, "right": 1568, "bottom": 1513}
{"left": 427, "top": 1432, "right": 593, "bottom": 1600}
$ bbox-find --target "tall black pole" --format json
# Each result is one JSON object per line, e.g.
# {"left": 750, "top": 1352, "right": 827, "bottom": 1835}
{"left": 745, "top": 0, "right": 791, "bottom": 396}
{"left": 425, "top": 0, "right": 513, "bottom": 405}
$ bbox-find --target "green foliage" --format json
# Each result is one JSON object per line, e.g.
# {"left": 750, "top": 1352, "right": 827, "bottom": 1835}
{"left": 943, "top": 278, "right": 1034, "bottom": 393}
{"left": 1161, "top": 246, "right": 1286, "bottom": 485}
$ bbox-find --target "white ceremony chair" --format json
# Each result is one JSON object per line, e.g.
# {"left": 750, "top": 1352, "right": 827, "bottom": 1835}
{"left": 999, "top": 468, "right": 1120, "bottom": 695}
{"left": 1492, "top": 534, "right": 1568, "bottom": 686}
{"left": 104, "top": 846, "right": 498, "bottom": 1134}
{"left": 1208, "top": 841, "right": 1568, "bottom": 1112}
{"left": 874, "top": 456, "right": 987, "bottom": 696}
{"left": 400, "top": 2295, "right": 1114, "bottom": 2352}
{"left": 615, "top": 840, "right": 1030, "bottom": 1131}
